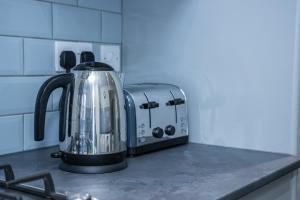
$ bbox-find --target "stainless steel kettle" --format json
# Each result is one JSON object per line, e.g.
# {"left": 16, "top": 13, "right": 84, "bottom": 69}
{"left": 34, "top": 61, "right": 127, "bottom": 173}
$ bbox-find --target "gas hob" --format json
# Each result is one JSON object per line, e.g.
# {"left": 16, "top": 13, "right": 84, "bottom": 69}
{"left": 0, "top": 165, "right": 96, "bottom": 200}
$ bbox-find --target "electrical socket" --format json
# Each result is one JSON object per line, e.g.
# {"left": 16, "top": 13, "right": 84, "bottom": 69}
{"left": 54, "top": 41, "right": 93, "bottom": 72}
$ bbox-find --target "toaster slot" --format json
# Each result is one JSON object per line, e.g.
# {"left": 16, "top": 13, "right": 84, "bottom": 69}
{"left": 139, "top": 92, "right": 159, "bottom": 128}
{"left": 168, "top": 91, "right": 177, "bottom": 124}
{"left": 169, "top": 88, "right": 188, "bottom": 136}
{"left": 167, "top": 91, "right": 186, "bottom": 124}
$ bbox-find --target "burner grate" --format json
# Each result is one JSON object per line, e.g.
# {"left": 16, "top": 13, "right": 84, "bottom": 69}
{"left": 0, "top": 164, "right": 66, "bottom": 200}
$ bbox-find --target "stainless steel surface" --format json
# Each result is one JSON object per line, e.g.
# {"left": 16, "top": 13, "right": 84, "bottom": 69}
{"left": 62, "top": 70, "right": 126, "bottom": 155}
{"left": 124, "top": 83, "right": 188, "bottom": 147}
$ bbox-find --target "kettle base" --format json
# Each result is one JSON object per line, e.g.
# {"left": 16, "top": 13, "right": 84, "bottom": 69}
{"left": 59, "top": 160, "right": 127, "bottom": 174}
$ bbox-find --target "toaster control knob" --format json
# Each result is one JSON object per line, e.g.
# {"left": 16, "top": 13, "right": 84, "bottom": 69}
{"left": 165, "top": 125, "right": 176, "bottom": 136}
{"left": 152, "top": 127, "right": 164, "bottom": 138}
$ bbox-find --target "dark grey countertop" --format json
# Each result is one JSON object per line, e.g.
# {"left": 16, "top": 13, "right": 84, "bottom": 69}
{"left": 0, "top": 143, "right": 300, "bottom": 200}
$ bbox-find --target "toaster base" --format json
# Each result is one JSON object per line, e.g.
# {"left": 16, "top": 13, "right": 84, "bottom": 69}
{"left": 127, "top": 136, "right": 188, "bottom": 156}
{"left": 59, "top": 160, "right": 128, "bottom": 174}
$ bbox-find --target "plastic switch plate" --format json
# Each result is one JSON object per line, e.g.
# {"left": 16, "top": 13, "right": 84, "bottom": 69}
{"left": 100, "top": 45, "right": 121, "bottom": 72}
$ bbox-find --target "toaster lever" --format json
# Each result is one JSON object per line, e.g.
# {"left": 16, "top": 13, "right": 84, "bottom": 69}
{"left": 167, "top": 98, "right": 185, "bottom": 106}
{"left": 140, "top": 101, "right": 159, "bottom": 109}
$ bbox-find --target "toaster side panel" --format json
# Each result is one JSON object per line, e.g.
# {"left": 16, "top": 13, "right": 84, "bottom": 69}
{"left": 124, "top": 90, "right": 137, "bottom": 148}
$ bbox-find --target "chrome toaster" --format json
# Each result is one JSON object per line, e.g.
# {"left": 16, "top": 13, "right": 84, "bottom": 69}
{"left": 124, "top": 83, "right": 188, "bottom": 155}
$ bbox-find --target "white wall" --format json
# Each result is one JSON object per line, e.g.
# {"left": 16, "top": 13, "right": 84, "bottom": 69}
{"left": 123, "top": 0, "right": 299, "bottom": 154}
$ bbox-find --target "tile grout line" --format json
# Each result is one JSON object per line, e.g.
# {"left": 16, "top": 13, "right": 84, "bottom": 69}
{"left": 100, "top": 10, "right": 102, "bottom": 42}
{"left": 0, "top": 75, "right": 53, "bottom": 78}
{"left": 36, "top": 0, "right": 122, "bottom": 14}
{"left": 22, "top": 38, "right": 25, "bottom": 75}
{"left": 22, "top": 114, "right": 25, "bottom": 151}
{"left": 0, "top": 33, "right": 122, "bottom": 45}
{"left": 0, "top": 110, "right": 59, "bottom": 119}
{"left": 121, "top": 0, "right": 124, "bottom": 72}
{"left": 51, "top": 2, "right": 54, "bottom": 40}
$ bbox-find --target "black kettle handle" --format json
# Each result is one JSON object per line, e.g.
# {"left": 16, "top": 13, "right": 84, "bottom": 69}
{"left": 58, "top": 85, "right": 70, "bottom": 142}
{"left": 34, "top": 73, "right": 73, "bottom": 141}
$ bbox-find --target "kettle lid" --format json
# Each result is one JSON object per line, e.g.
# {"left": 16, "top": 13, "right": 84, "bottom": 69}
{"left": 73, "top": 62, "right": 114, "bottom": 71}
